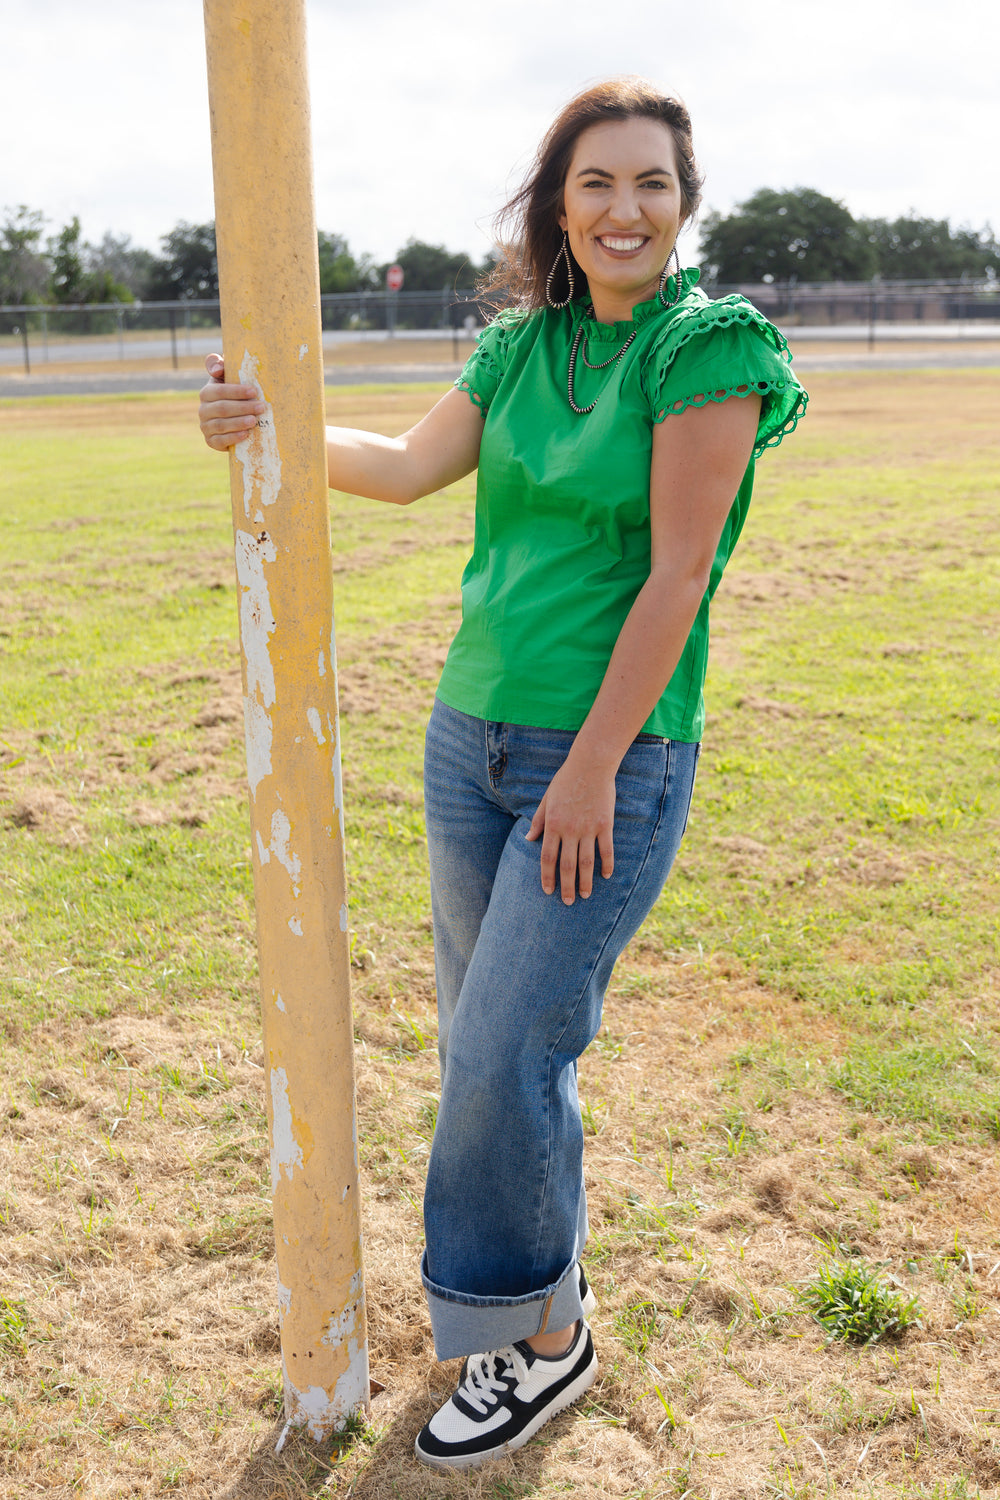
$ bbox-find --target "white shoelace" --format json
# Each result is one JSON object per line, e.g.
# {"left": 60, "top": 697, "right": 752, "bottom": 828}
{"left": 459, "top": 1345, "right": 530, "bottom": 1415}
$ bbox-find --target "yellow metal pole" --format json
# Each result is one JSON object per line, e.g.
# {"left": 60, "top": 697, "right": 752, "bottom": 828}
{"left": 203, "top": 0, "right": 368, "bottom": 1444}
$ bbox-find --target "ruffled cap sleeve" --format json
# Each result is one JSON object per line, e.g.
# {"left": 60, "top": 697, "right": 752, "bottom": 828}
{"left": 455, "top": 316, "right": 515, "bottom": 415}
{"left": 646, "top": 296, "right": 808, "bottom": 457}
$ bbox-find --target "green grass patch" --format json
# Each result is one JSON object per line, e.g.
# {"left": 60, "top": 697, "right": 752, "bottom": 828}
{"left": 797, "top": 1259, "right": 923, "bottom": 1344}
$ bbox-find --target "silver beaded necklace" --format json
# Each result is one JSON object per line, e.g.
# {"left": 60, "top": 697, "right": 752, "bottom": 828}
{"left": 566, "top": 256, "right": 684, "bottom": 415}
{"left": 567, "top": 318, "right": 637, "bottom": 415}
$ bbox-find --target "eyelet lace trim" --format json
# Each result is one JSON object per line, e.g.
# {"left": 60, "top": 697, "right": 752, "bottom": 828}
{"left": 455, "top": 377, "right": 487, "bottom": 410}
{"left": 455, "top": 316, "right": 519, "bottom": 412}
{"left": 655, "top": 378, "right": 809, "bottom": 457}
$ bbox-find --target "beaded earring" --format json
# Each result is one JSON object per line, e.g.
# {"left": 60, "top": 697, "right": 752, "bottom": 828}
{"left": 657, "top": 247, "right": 682, "bottom": 309}
{"left": 545, "top": 232, "right": 575, "bottom": 308}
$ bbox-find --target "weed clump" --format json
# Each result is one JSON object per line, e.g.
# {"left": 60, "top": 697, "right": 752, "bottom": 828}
{"left": 797, "top": 1260, "right": 922, "bottom": 1345}
{"left": 0, "top": 1298, "right": 30, "bottom": 1359}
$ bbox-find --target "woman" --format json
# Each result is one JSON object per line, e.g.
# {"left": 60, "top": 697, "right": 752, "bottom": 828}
{"left": 200, "top": 77, "right": 807, "bottom": 1471}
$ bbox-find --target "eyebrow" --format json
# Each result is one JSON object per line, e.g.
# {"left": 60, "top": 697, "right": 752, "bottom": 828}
{"left": 575, "top": 166, "right": 675, "bottom": 180}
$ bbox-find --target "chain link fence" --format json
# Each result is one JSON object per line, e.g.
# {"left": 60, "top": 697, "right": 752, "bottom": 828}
{"left": 2, "top": 280, "right": 998, "bottom": 375}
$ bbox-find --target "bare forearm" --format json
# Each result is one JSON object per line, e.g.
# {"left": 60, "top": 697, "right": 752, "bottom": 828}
{"left": 326, "top": 386, "right": 484, "bottom": 505}
{"left": 326, "top": 426, "right": 416, "bottom": 505}
{"left": 570, "top": 568, "right": 707, "bottom": 773}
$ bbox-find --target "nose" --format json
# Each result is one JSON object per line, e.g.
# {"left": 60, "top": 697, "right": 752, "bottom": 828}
{"left": 607, "top": 185, "right": 641, "bottom": 226}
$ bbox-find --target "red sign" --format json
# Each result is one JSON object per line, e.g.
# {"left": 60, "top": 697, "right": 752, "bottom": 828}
{"left": 386, "top": 263, "right": 404, "bottom": 292}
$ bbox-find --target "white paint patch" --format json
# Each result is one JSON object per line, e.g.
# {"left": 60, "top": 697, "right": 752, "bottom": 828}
{"left": 235, "top": 530, "right": 277, "bottom": 705}
{"left": 269, "top": 1067, "right": 304, "bottom": 1194}
{"left": 306, "top": 706, "right": 326, "bottom": 745}
{"left": 275, "top": 992, "right": 286, "bottom": 1013}
{"left": 234, "top": 528, "right": 278, "bottom": 798}
{"left": 269, "top": 809, "right": 302, "bottom": 886}
{"left": 256, "top": 830, "right": 270, "bottom": 865}
{"left": 298, "top": 342, "right": 308, "bottom": 360}
{"left": 288, "top": 915, "right": 303, "bottom": 936}
{"left": 277, "top": 1280, "right": 292, "bottom": 1319}
{"left": 318, "top": 649, "right": 326, "bottom": 678}
{"left": 234, "top": 350, "right": 282, "bottom": 520}
{"left": 243, "top": 696, "right": 273, "bottom": 798}
{"left": 282, "top": 1379, "right": 342, "bottom": 1443}
{"left": 277, "top": 1350, "right": 367, "bottom": 1440}
{"left": 339, "top": 903, "right": 348, "bottom": 932}
{"left": 321, "top": 1282, "right": 365, "bottom": 1352}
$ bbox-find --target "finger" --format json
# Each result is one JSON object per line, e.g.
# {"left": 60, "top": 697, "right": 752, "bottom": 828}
{"left": 205, "top": 352, "right": 225, "bottom": 381}
{"left": 198, "top": 396, "right": 265, "bottom": 421}
{"left": 559, "top": 838, "right": 579, "bottom": 906}
{"left": 577, "top": 839, "right": 595, "bottom": 900}
{"left": 525, "top": 798, "right": 546, "bottom": 843}
{"left": 199, "top": 384, "right": 265, "bottom": 407}
{"left": 538, "top": 827, "right": 560, "bottom": 896}
{"left": 598, "top": 824, "right": 614, "bottom": 880}
{"left": 204, "top": 429, "right": 248, "bottom": 452}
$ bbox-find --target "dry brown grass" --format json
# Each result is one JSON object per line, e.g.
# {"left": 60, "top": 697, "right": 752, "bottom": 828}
{"left": 1, "top": 373, "right": 999, "bottom": 1498}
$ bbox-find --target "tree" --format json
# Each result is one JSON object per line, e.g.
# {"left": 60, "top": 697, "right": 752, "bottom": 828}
{"left": 85, "top": 232, "right": 157, "bottom": 300}
{"left": 859, "top": 215, "right": 1000, "bottom": 280}
{"left": 147, "top": 221, "right": 218, "bottom": 300}
{"left": 48, "top": 218, "right": 134, "bottom": 304}
{"left": 0, "top": 205, "right": 50, "bottom": 304}
{"left": 317, "top": 231, "right": 377, "bottom": 293}
{"left": 49, "top": 217, "right": 85, "bottom": 302}
{"left": 699, "top": 188, "right": 875, "bottom": 284}
{"left": 384, "top": 238, "right": 480, "bottom": 292}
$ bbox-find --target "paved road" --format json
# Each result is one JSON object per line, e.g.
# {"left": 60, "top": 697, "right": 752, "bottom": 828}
{"left": 0, "top": 364, "right": 468, "bottom": 398}
{"left": 1, "top": 344, "right": 998, "bottom": 400}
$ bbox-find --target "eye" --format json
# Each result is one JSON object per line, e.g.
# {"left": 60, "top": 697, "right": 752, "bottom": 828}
{"left": 641, "top": 179, "right": 669, "bottom": 191}
{"left": 581, "top": 178, "right": 609, "bottom": 190}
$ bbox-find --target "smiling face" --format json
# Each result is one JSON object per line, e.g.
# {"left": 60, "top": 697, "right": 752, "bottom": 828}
{"left": 558, "top": 116, "right": 687, "bottom": 324}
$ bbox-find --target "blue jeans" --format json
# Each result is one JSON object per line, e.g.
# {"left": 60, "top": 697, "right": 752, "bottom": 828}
{"left": 420, "top": 698, "right": 699, "bottom": 1359}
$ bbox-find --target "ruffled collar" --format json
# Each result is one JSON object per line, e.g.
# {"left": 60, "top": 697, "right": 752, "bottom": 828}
{"left": 568, "top": 267, "right": 701, "bottom": 342}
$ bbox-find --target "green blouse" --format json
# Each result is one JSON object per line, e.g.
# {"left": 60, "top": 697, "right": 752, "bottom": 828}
{"left": 436, "top": 269, "right": 807, "bottom": 742}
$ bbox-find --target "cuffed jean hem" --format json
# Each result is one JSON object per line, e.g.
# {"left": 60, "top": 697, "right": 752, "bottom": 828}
{"left": 421, "top": 1251, "right": 585, "bottom": 1361}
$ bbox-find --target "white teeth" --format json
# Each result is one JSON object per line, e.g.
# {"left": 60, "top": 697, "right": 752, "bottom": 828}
{"left": 599, "top": 236, "right": 645, "bottom": 251}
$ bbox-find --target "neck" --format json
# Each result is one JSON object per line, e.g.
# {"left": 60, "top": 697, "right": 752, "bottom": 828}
{"left": 588, "top": 273, "right": 661, "bottom": 326}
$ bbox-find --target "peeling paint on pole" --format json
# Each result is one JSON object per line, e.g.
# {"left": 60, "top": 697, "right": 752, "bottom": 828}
{"left": 205, "top": 0, "right": 368, "bottom": 1445}
{"left": 269, "top": 1067, "right": 305, "bottom": 1192}
{"left": 234, "top": 527, "right": 277, "bottom": 798}
{"left": 236, "top": 350, "right": 282, "bottom": 522}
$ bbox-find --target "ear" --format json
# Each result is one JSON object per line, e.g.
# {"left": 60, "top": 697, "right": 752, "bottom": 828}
{"left": 557, "top": 210, "right": 567, "bottom": 232}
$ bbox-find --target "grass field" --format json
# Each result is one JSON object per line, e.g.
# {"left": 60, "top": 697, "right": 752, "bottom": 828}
{"left": 0, "top": 371, "right": 998, "bottom": 1499}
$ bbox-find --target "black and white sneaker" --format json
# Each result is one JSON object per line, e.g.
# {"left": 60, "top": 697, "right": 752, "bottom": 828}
{"left": 414, "top": 1321, "right": 598, "bottom": 1470}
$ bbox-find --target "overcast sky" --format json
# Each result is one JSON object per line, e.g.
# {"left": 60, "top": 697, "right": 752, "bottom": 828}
{"left": 3, "top": 0, "right": 997, "bottom": 269}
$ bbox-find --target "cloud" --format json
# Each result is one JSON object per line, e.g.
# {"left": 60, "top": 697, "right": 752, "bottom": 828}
{"left": 3, "top": 0, "right": 997, "bottom": 266}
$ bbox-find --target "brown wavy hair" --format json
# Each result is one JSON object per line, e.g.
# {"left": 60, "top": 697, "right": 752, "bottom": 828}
{"left": 483, "top": 77, "right": 703, "bottom": 311}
